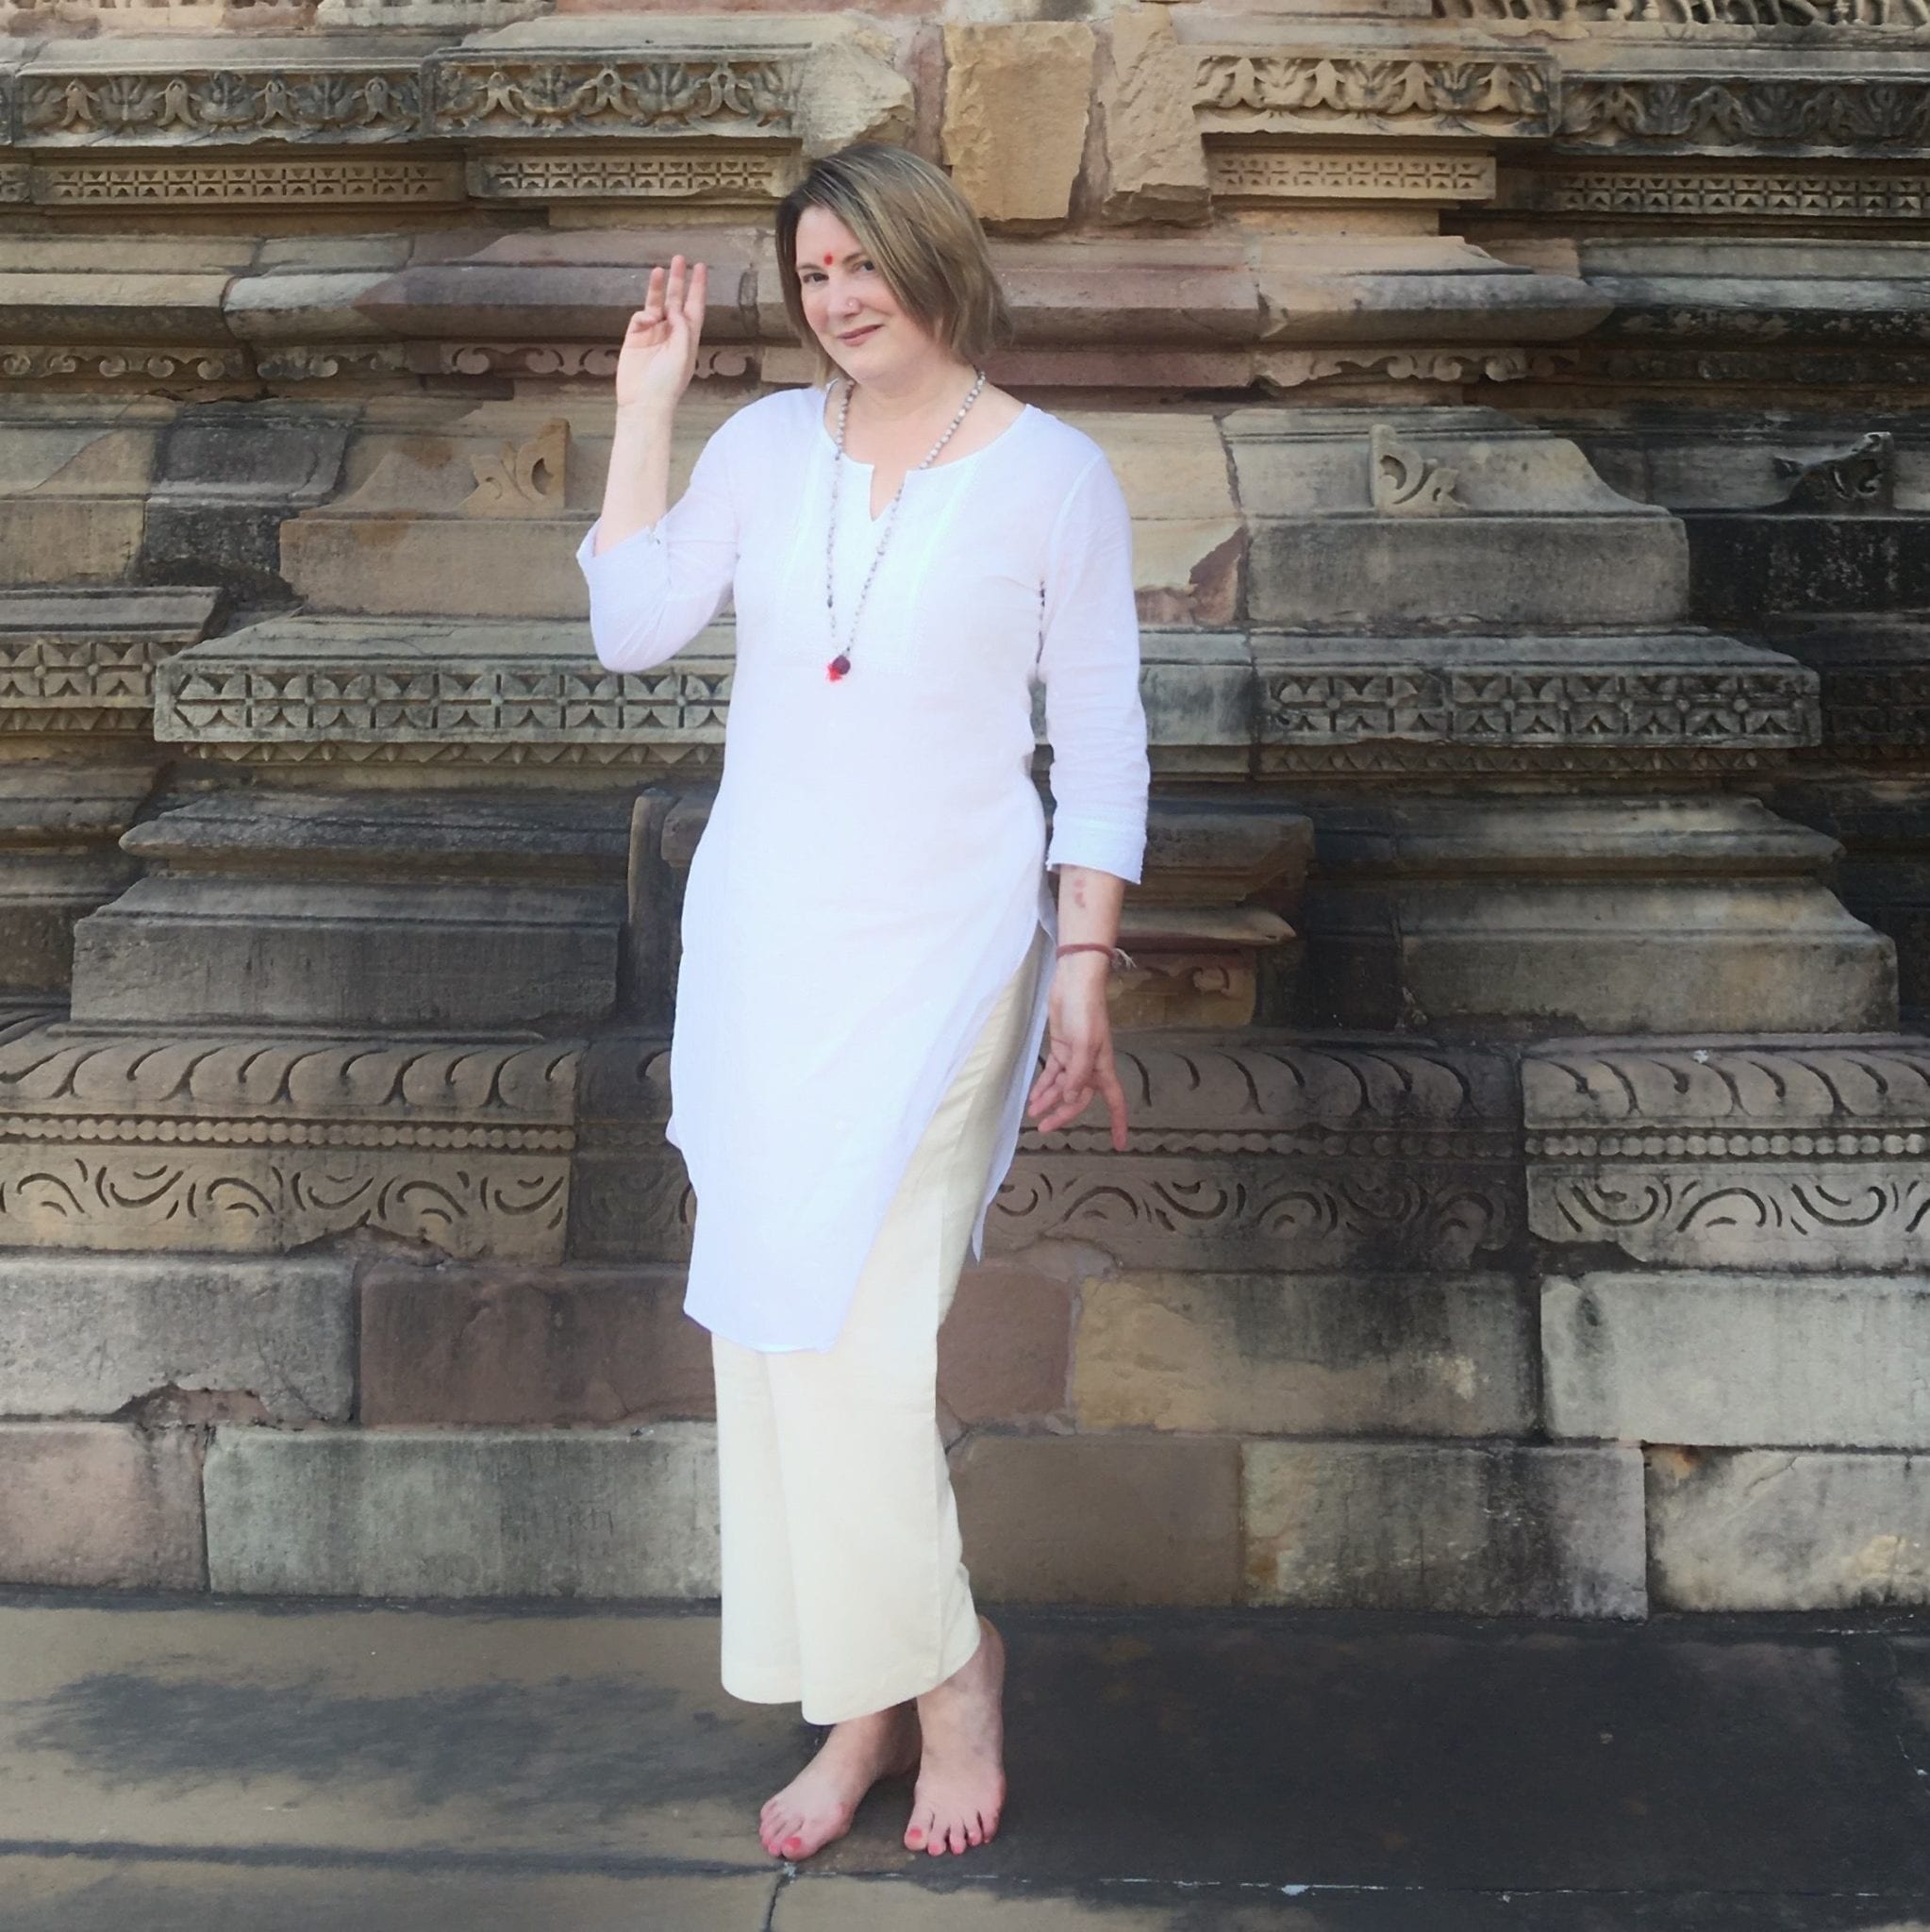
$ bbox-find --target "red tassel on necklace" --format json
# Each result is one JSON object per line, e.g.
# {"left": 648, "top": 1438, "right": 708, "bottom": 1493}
{"left": 826, "top": 654, "right": 851, "bottom": 682}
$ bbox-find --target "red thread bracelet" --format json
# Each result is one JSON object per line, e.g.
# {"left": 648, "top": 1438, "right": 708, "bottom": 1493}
{"left": 1056, "top": 942, "right": 1135, "bottom": 970}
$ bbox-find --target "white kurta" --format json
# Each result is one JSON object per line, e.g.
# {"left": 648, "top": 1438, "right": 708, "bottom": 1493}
{"left": 576, "top": 383, "right": 1150, "bottom": 1352}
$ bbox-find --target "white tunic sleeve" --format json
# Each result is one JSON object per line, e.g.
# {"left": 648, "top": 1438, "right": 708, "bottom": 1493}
{"left": 1037, "top": 453, "right": 1152, "bottom": 885}
{"left": 574, "top": 410, "right": 743, "bottom": 673}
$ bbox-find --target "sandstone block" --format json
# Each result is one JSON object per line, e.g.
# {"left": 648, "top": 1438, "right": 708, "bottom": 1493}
{"left": 951, "top": 1431, "right": 1240, "bottom": 1605}
{"left": 938, "top": 1255, "right": 1079, "bottom": 1425}
{"left": 1243, "top": 1441, "right": 1646, "bottom": 1616}
{"left": 1649, "top": 1447, "right": 1930, "bottom": 1610}
{"left": 941, "top": 25, "right": 1093, "bottom": 230}
{"left": 1225, "top": 407, "right": 1689, "bottom": 633}
{"left": 1306, "top": 798, "right": 1896, "bottom": 1035}
{"left": 0, "top": 1423, "right": 201, "bottom": 1590}
{"left": 1097, "top": 9, "right": 1209, "bottom": 225}
{"left": 0, "top": 414, "right": 158, "bottom": 587}
{"left": 205, "top": 1426, "right": 718, "bottom": 1599}
{"left": 72, "top": 791, "right": 629, "bottom": 1031}
{"left": 0, "top": 1257, "right": 353, "bottom": 1423}
{"left": 1546, "top": 1274, "right": 1930, "bottom": 1450}
{"left": 359, "top": 1262, "right": 712, "bottom": 1426}
{"left": 1073, "top": 1272, "right": 1534, "bottom": 1437}
{"left": 796, "top": 28, "right": 915, "bottom": 158}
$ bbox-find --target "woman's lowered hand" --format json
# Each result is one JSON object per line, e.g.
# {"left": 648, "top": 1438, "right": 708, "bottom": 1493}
{"left": 1027, "top": 952, "right": 1129, "bottom": 1150}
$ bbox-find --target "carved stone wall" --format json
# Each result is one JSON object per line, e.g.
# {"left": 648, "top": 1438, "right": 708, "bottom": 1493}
{"left": 0, "top": 0, "right": 1926, "bottom": 1619}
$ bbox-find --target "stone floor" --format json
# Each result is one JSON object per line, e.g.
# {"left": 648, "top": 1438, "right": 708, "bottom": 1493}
{"left": 1, "top": 1594, "right": 1928, "bottom": 1929}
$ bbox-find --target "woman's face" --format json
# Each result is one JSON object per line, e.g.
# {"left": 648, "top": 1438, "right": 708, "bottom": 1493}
{"left": 793, "top": 205, "right": 931, "bottom": 383}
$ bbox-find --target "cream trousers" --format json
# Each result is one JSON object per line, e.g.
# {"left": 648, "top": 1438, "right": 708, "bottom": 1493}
{"left": 709, "top": 924, "right": 1048, "bottom": 1725}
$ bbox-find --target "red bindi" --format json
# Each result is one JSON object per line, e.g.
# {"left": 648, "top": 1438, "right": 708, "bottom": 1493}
{"left": 823, "top": 253, "right": 834, "bottom": 265}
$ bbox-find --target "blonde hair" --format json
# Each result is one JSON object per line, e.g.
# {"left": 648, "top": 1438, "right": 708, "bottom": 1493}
{"left": 776, "top": 143, "right": 1015, "bottom": 385}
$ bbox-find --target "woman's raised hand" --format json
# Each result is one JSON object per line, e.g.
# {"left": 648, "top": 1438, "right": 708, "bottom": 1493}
{"left": 615, "top": 255, "right": 707, "bottom": 414}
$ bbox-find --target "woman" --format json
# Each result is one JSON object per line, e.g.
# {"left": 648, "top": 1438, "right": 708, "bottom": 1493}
{"left": 576, "top": 143, "right": 1150, "bottom": 1864}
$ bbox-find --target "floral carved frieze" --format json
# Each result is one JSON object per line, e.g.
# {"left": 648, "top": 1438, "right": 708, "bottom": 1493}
{"left": 1557, "top": 73, "right": 1930, "bottom": 152}
{"left": 0, "top": 1023, "right": 580, "bottom": 1260}
{"left": 19, "top": 64, "right": 424, "bottom": 149}
{"left": 1525, "top": 1039, "right": 1930, "bottom": 1268}
{"left": 426, "top": 53, "right": 795, "bottom": 141}
{"left": 467, "top": 148, "right": 789, "bottom": 201}
{"left": 1438, "top": 0, "right": 1930, "bottom": 27}
{"left": 1191, "top": 52, "right": 1557, "bottom": 141}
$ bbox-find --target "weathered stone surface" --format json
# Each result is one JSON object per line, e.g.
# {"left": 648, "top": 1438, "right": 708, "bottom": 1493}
{"left": 0, "top": 1021, "right": 576, "bottom": 1261}
{"left": 72, "top": 791, "right": 628, "bottom": 1030}
{"left": 359, "top": 1262, "right": 712, "bottom": 1426}
{"left": 938, "top": 1252, "right": 1082, "bottom": 1426}
{"left": 0, "top": 409, "right": 159, "bottom": 587}
{"left": 141, "top": 405, "right": 347, "bottom": 598}
{"left": 941, "top": 24, "right": 1093, "bottom": 231}
{"left": 1225, "top": 408, "right": 1689, "bottom": 634}
{"left": 279, "top": 405, "right": 603, "bottom": 621}
{"left": 1766, "top": 611, "right": 1930, "bottom": 756}
{"left": 205, "top": 1425, "right": 719, "bottom": 1598}
{"left": 1546, "top": 1273, "right": 1930, "bottom": 1450}
{"left": 1649, "top": 1446, "right": 1930, "bottom": 1610}
{"left": 795, "top": 26, "right": 915, "bottom": 157}
{"left": 0, "top": 1257, "right": 353, "bottom": 1423}
{"left": 1244, "top": 1441, "right": 1646, "bottom": 1616}
{"left": 0, "top": 1422, "right": 201, "bottom": 1590}
{"left": 1067, "top": 407, "right": 1243, "bottom": 627}
{"left": 1253, "top": 242, "right": 1608, "bottom": 346}
{"left": 1073, "top": 1272, "right": 1534, "bottom": 1438}
{"left": 0, "top": 766, "right": 155, "bottom": 995}
{"left": 1096, "top": 8, "right": 1208, "bottom": 226}
{"left": 951, "top": 1431, "right": 1241, "bottom": 1606}
{"left": 1304, "top": 797, "right": 1897, "bottom": 1034}
{"left": 1527, "top": 1039, "right": 1930, "bottom": 1270}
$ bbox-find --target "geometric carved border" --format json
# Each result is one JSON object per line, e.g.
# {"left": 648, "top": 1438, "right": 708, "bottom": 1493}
{"left": 31, "top": 157, "right": 465, "bottom": 207}
{"left": 1506, "top": 164, "right": 1930, "bottom": 222}
{"left": 1209, "top": 145, "right": 1495, "bottom": 204}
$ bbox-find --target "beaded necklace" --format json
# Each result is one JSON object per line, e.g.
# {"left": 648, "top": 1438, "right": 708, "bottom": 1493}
{"left": 823, "top": 367, "right": 987, "bottom": 683}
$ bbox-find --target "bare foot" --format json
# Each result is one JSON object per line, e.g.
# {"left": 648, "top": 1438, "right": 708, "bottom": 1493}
{"left": 758, "top": 1703, "right": 920, "bottom": 1860}
{"left": 906, "top": 1615, "right": 1007, "bottom": 1856}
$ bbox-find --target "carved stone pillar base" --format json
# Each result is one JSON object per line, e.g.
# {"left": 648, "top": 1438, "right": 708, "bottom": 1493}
{"left": 71, "top": 790, "right": 631, "bottom": 1031}
{"left": 1300, "top": 795, "right": 1897, "bottom": 1035}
